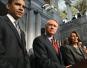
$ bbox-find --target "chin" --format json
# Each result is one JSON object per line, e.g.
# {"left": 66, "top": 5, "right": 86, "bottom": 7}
{"left": 16, "top": 16, "right": 22, "bottom": 19}
{"left": 50, "top": 33, "right": 55, "bottom": 36}
{"left": 18, "top": 15, "right": 22, "bottom": 17}
{"left": 17, "top": 14, "right": 23, "bottom": 17}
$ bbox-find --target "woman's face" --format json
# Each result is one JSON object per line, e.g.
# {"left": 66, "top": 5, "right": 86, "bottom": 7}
{"left": 70, "top": 33, "right": 79, "bottom": 44}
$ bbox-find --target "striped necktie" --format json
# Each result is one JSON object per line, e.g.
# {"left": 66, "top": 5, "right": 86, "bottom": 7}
{"left": 15, "top": 22, "right": 21, "bottom": 37}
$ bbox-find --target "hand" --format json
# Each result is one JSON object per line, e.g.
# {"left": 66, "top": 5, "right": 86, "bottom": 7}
{"left": 66, "top": 65, "right": 72, "bottom": 68}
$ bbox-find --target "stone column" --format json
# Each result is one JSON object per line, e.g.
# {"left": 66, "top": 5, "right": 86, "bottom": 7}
{"left": 66, "top": 4, "right": 72, "bottom": 21}
{"left": 35, "top": 13, "right": 41, "bottom": 37}
{"left": 26, "top": 9, "right": 35, "bottom": 51}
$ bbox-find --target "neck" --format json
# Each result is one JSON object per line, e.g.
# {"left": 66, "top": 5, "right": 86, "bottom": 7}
{"left": 73, "top": 43, "right": 78, "bottom": 48}
{"left": 8, "top": 13, "right": 19, "bottom": 20}
{"left": 46, "top": 33, "right": 54, "bottom": 38}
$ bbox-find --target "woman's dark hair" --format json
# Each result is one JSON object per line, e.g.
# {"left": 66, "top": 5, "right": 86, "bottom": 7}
{"left": 68, "top": 31, "right": 81, "bottom": 44}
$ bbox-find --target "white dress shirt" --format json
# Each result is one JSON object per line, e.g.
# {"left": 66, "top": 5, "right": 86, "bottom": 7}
{"left": 7, "top": 14, "right": 21, "bottom": 37}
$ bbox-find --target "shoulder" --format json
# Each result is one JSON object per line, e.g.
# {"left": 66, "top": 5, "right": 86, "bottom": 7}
{"left": 65, "top": 45, "right": 73, "bottom": 50}
{"left": 33, "top": 35, "right": 47, "bottom": 47}
{"left": 33, "top": 35, "right": 45, "bottom": 48}
{"left": 0, "top": 16, "right": 4, "bottom": 22}
{"left": 34, "top": 35, "right": 46, "bottom": 42}
{"left": 61, "top": 45, "right": 71, "bottom": 51}
{"left": 0, "top": 15, "right": 7, "bottom": 20}
{"left": 0, "top": 15, "right": 8, "bottom": 24}
{"left": 0, "top": 16, "right": 7, "bottom": 28}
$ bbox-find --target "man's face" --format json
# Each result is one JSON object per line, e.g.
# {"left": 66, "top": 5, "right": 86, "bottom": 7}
{"left": 46, "top": 20, "right": 58, "bottom": 36}
{"left": 7, "top": 0, "right": 25, "bottom": 19}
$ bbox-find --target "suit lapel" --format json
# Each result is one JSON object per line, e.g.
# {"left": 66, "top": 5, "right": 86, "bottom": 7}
{"left": 43, "top": 35, "right": 61, "bottom": 62}
{"left": 4, "top": 16, "right": 23, "bottom": 48}
{"left": 70, "top": 46, "right": 86, "bottom": 59}
{"left": 44, "top": 35, "right": 56, "bottom": 54}
{"left": 79, "top": 47, "right": 86, "bottom": 59}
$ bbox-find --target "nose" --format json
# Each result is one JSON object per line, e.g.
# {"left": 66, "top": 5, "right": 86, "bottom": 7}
{"left": 19, "top": 6, "right": 24, "bottom": 11}
{"left": 51, "top": 25, "right": 55, "bottom": 29}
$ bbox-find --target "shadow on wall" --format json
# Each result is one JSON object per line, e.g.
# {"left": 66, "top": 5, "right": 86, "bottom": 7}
{"left": 0, "top": 1, "right": 7, "bottom": 16}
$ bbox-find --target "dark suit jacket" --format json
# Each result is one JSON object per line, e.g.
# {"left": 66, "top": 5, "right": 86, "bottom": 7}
{"left": 0, "top": 15, "right": 30, "bottom": 68}
{"left": 33, "top": 34, "right": 65, "bottom": 68}
{"left": 61, "top": 45, "right": 86, "bottom": 66}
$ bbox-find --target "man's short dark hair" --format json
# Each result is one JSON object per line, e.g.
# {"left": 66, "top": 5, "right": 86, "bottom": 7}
{"left": 8, "top": 0, "right": 25, "bottom": 4}
{"left": 8, "top": 0, "right": 14, "bottom": 4}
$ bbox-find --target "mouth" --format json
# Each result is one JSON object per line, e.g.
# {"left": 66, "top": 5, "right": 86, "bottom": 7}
{"left": 17, "top": 11, "right": 23, "bottom": 16}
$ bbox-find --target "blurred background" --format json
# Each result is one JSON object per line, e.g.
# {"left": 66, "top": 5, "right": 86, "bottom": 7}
{"left": 0, "top": 0, "right": 87, "bottom": 51}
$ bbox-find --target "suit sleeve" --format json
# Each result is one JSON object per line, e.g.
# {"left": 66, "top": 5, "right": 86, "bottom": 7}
{"left": 33, "top": 38, "right": 65, "bottom": 68}
{"left": 0, "top": 19, "right": 14, "bottom": 68}
{"left": 62, "top": 46, "right": 75, "bottom": 66}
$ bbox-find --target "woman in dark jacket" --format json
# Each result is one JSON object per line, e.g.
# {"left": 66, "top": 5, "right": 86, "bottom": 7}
{"left": 61, "top": 31, "right": 87, "bottom": 66}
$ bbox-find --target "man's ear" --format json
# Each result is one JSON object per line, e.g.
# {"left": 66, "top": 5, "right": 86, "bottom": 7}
{"left": 6, "top": 4, "right": 9, "bottom": 10}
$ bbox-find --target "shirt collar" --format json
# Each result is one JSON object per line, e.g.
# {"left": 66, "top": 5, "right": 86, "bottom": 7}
{"left": 7, "top": 13, "right": 16, "bottom": 23}
{"left": 48, "top": 36, "right": 53, "bottom": 42}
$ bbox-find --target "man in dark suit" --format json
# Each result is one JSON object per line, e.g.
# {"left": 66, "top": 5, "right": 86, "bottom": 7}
{"left": 33, "top": 19, "right": 70, "bottom": 68}
{"left": 0, "top": 0, "right": 30, "bottom": 68}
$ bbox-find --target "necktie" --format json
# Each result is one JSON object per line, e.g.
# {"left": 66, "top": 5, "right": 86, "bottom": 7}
{"left": 52, "top": 39, "right": 60, "bottom": 54}
{"left": 15, "top": 22, "right": 21, "bottom": 36}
